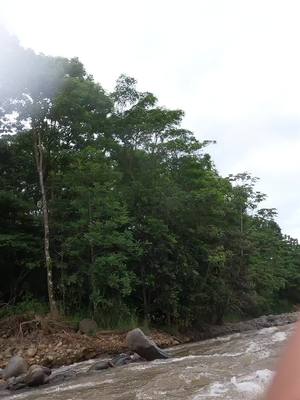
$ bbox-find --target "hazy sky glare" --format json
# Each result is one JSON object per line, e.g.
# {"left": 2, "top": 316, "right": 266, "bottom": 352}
{"left": 1, "top": 0, "right": 300, "bottom": 239}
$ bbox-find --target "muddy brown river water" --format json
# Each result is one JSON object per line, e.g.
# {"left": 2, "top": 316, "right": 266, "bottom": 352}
{"left": 1, "top": 323, "right": 295, "bottom": 400}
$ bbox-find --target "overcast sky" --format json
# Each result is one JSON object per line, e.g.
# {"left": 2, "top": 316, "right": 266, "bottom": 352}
{"left": 1, "top": 0, "right": 300, "bottom": 239}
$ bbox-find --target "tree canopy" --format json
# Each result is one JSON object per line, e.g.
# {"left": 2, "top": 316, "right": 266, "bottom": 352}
{"left": 1, "top": 30, "right": 299, "bottom": 328}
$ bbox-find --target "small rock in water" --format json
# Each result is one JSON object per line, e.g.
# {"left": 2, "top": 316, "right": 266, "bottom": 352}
{"left": 111, "top": 353, "right": 132, "bottom": 367}
{"left": 130, "top": 353, "right": 144, "bottom": 362}
{"left": 88, "top": 360, "right": 111, "bottom": 371}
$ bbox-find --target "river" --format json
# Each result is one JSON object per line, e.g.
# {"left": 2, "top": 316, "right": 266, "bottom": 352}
{"left": 2, "top": 323, "right": 295, "bottom": 400}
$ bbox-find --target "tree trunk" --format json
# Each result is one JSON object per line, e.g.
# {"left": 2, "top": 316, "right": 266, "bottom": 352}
{"left": 240, "top": 206, "right": 244, "bottom": 258}
{"left": 33, "top": 130, "right": 58, "bottom": 315}
{"left": 141, "top": 264, "right": 149, "bottom": 323}
{"left": 88, "top": 191, "right": 97, "bottom": 316}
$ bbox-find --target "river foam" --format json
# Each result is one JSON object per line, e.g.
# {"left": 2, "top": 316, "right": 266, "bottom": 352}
{"left": 193, "top": 369, "right": 273, "bottom": 399}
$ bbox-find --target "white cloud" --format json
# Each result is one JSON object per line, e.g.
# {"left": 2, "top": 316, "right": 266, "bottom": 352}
{"left": 1, "top": 0, "right": 300, "bottom": 238}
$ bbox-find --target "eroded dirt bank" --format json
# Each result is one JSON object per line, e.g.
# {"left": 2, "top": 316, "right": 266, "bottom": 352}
{"left": 0, "top": 312, "right": 298, "bottom": 371}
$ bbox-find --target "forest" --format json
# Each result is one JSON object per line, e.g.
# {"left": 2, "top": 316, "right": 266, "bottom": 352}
{"left": 1, "top": 30, "right": 300, "bottom": 330}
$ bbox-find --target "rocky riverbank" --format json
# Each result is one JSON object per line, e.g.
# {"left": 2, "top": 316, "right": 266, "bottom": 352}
{"left": 188, "top": 311, "right": 299, "bottom": 341}
{"left": 0, "top": 312, "right": 298, "bottom": 372}
{"left": 0, "top": 328, "right": 173, "bottom": 391}
{"left": 0, "top": 321, "right": 181, "bottom": 370}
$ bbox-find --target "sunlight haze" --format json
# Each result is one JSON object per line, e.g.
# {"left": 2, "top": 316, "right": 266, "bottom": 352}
{"left": 1, "top": 0, "right": 300, "bottom": 239}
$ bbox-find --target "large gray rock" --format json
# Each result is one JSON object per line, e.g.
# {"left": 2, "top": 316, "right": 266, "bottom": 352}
{"left": 3, "top": 356, "right": 28, "bottom": 380}
{"left": 126, "top": 328, "right": 169, "bottom": 361}
{"left": 25, "top": 365, "right": 51, "bottom": 387}
{"left": 79, "top": 319, "right": 98, "bottom": 335}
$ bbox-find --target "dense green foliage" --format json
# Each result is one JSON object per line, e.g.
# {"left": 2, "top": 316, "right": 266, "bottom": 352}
{"left": 1, "top": 31, "right": 300, "bottom": 328}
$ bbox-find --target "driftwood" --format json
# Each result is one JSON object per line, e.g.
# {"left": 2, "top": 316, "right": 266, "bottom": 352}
{"left": 18, "top": 319, "right": 41, "bottom": 338}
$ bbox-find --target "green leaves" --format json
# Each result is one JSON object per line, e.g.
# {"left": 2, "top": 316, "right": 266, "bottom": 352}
{"left": 53, "top": 147, "right": 140, "bottom": 316}
{"left": 1, "top": 34, "right": 299, "bottom": 327}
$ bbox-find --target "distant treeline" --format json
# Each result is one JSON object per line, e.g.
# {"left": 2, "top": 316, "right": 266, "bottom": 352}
{"left": 1, "top": 31, "right": 300, "bottom": 328}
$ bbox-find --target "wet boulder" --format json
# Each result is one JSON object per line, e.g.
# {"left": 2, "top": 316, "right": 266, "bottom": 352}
{"left": 126, "top": 328, "right": 169, "bottom": 361}
{"left": 79, "top": 319, "right": 98, "bottom": 335}
{"left": 6, "top": 374, "right": 27, "bottom": 391}
{"left": 89, "top": 352, "right": 142, "bottom": 372}
{"left": 111, "top": 353, "right": 132, "bottom": 367}
{"left": 6, "top": 365, "right": 51, "bottom": 390}
{"left": 25, "top": 365, "right": 51, "bottom": 387}
{"left": 3, "top": 356, "right": 28, "bottom": 379}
